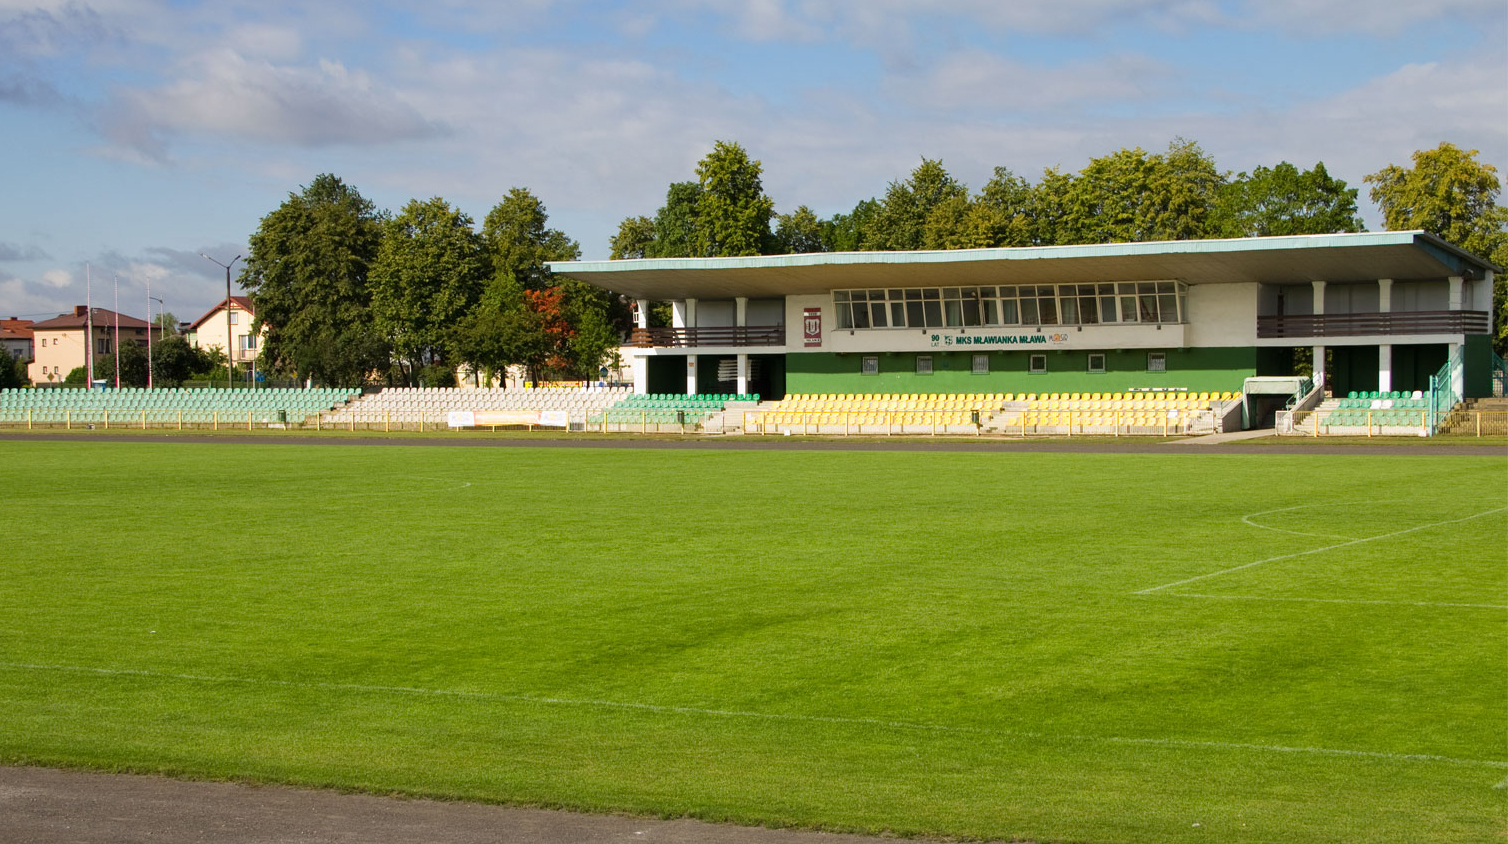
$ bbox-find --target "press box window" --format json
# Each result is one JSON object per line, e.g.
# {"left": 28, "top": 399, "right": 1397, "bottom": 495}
{"left": 861, "top": 356, "right": 879, "bottom": 375}
{"left": 1029, "top": 354, "right": 1047, "bottom": 373}
{"left": 916, "top": 355, "right": 933, "bottom": 374}
{"left": 972, "top": 354, "right": 989, "bottom": 374}
{"left": 1147, "top": 352, "right": 1167, "bottom": 372}
{"left": 1088, "top": 353, "right": 1106, "bottom": 373}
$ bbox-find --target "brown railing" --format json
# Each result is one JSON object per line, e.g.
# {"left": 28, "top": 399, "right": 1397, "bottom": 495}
{"left": 629, "top": 325, "right": 785, "bottom": 348}
{"left": 1257, "top": 310, "right": 1489, "bottom": 339}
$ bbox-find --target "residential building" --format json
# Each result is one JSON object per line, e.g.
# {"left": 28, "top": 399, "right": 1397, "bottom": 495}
{"left": 1, "top": 317, "right": 34, "bottom": 364}
{"left": 188, "top": 296, "right": 264, "bottom": 369}
{"left": 28, "top": 306, "right": 153, "bottom": 385}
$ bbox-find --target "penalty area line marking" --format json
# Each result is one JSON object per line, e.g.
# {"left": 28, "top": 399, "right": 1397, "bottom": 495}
{"left": 1136, "top": 505, "right": 1508, "bottom": 595}
{"left": 1150, "top": 593, "right": 1508, "bottom": 611}
{"left": 0, "top": 661, "right": 1504, "bottom": 772}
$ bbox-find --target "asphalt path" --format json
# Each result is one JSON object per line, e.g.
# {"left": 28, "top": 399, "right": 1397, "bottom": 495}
{"left": 0, "top": 766, "right": 926, "bottom": 844}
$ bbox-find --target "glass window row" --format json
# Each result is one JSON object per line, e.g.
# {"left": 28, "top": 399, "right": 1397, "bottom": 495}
{"left": 833, "top": 282, "right": 1186, "bottom": 330}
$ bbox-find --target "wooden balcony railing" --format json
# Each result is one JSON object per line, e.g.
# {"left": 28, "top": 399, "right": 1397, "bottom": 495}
{"left": 1257, "top": 310, "right": 1489, "bottom": 339}
{"left": 629, "top": 325, "right": 786, "bottom": 348}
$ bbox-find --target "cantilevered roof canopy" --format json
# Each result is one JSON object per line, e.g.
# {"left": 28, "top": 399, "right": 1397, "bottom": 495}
{"left": 549, "top": 231, "right": 1496, "bottom": 300}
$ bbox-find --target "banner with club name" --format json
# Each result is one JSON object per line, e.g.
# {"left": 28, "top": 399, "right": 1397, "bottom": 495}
{"left": 448, "top": 410, "right": 569, "bottom": 428}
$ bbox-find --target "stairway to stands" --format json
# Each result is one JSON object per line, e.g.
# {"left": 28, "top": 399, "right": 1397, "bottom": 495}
{"left": 1436, "top": 398, "right": 1508, "bottom": 435}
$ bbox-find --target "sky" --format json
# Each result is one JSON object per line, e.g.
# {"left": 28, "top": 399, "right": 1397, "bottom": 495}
{"left": 1, "top": 0, "right": 1505, "bottom": 325}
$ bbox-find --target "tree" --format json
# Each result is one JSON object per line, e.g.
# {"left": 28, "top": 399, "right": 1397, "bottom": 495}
{"left": 0, "top": 354, "right": 26, "bottom": 388}
{"left": 1366, "top": 143, "right": 1508, "bottom": 353}
{"left": 482, "top": 187, "right": 581, "bottom": 289}
{"left": 774, "top": 206, "right": 827, "bottom": 254}
{"left": 693, "top": 140, "right": 775, "bottom": 257}
{"left": 972, "top": 167, "right": 1035, "bottom": 248}
{"left": 1056, "top": 140, "right": 1225, "bottom": 244}
{"left": 452, "top": 187, "right": 620, "bottom": 384}
{"left": 648, "top": 181, "right": 704, "bottom": 258}
{"left": 1213, "top": 161, "right": 1364, "bottom": 237}
{"left": 1027, "top": 167, "right": 1077, "bottom": 246}
{"left": 240, "top": 174, "right": 390, "bottom": 386}
{"left": 822, "top": 199, "right": 881, "bottom": 251}
{"left": 921, "top": 193, "right": 980, "bottom": 250}
{"left": 115, "top": 341, "right": 148, "bottom": 387}
{"left": 150, "top": 335, "right": 198, "bottom": 387}
{"left": 369, "top": 197, "right": 488, "bottom": 383}
{"left": 610, "top": 215, "right": 656, "bottom": 259}
{"left": 868, "top": 158, "right": 969, "bottom": 251}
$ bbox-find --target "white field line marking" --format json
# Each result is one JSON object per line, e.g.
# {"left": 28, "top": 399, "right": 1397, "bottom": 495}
{"left": 1136, "top": 506, "right": 1508, "bottom": 595}
{"left": 1241, "top": 504, "right": 1359, "bottom": 540}
{"left": 1, "top": 661, "right": 1504, "bottom": 771}
{"left": 1159, "top": 593, "right": 1508, "bottom": 611}
{"left": 1496, "top": 774, "right": 1508, "bottom": 789}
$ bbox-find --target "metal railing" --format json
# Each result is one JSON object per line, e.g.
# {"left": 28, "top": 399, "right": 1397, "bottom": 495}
{"left": 739, "top": 408, "right": 1215, "bottom": 437}
{"left": 1257, "top": 310, "right": 1489, "bottom": 339}
{"left": 628, "top": 325, "right": 785, "bottom": 348}
{"left": 1279, "top": 408, "right": 1507, "bottom": 437}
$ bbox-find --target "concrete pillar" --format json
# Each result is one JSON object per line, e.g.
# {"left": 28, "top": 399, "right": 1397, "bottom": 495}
{"left": 1310, "top": 283, "right": 1327, "bottom": 392}
{"left": 736, "top": 353, "right": 749, "bottom": 396}
{"left": 1447, "top": 276, "right": 1463, "bottom": 310}
{"left": 735, "top": 297, "right": 748, "bottom": 327}
{"left": 672, "top": 299, "right": 698, "bottom": 328}
{"left": 634, "top": 299, "right": 649, "bottom": 329}
{"left": 686, "top": 355, "right": 698, "bottom": 395}
{"left": 630, "top": 354, "right": 649, "bottom": 394}
{"left": 1376, "top": 279, "right": 1393, "bottom": 394}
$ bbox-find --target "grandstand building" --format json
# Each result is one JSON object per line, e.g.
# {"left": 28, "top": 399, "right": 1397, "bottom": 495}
{"left": 550, "top": 232, "right": 1498, "bottom": 424}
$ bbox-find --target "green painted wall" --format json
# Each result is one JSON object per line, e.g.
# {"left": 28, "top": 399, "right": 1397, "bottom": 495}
{"left": 1463, "top": 333, "right": 1493, "bottom": 398}
{"left": 785, "top": 347, "right": 1257, "bottom": 395}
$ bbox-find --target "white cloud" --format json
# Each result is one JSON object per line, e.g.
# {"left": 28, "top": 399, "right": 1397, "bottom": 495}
{"left": 884, "top": 50, "right": 1176, "bottom": 114}
{"left": 101, "top": 48, "right": 445, "bottom": 158}
{"left": 41, "top": 268, "right": 71, "bottom": 288}
{"left": 1237, "top": 0, "right": 1505, "bottom": 36}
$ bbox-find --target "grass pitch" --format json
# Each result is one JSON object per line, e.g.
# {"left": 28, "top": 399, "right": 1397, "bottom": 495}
{"left": 0, "top": 439, "right": 1503, "bottom": 844}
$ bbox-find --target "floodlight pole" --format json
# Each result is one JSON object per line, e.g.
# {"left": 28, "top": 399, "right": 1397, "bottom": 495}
{"left": 200, "top": 253, "right": 241, "bottom": 389}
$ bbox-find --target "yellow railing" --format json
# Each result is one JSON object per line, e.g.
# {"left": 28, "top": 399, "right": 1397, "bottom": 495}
{"left": 742, "top": 409, "right": 1213, "bottom": 437}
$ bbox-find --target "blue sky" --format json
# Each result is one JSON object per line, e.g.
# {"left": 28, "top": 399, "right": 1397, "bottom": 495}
{"left": 2, "top": 0, "right": 1505, "bottom": 324}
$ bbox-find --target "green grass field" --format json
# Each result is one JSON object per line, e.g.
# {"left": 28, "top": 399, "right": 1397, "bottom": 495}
{"left": 1, "top": 439, "right": 1503, "bottom": 843}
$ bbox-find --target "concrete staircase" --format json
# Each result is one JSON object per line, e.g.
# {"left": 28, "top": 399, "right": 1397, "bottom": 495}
{"left": 1436, "top": 397, "right": 1508, "bottom": 435}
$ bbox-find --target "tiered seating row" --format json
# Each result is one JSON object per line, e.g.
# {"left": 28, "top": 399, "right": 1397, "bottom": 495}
{"left": 326, "top": 386, "right": 631, "bottom": 427}
{"left": 757, "top": 393, "right": 1000, "bottom": 428}
{"left": 0, "top": 387, "right": 356, "bottom": 425}
{"left": 995, "top": 391, "right": 1238, "bottom": 433}
{"left": 592, "top": 393, "right": 758, "bottom": 427}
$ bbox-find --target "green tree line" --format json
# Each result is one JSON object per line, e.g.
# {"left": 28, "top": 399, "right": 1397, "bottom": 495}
{"left": 234, "top": 140, "right": 1506, "bottom": 387}
{"left": 241, "top": 178, "right": 624, "bottom": 387}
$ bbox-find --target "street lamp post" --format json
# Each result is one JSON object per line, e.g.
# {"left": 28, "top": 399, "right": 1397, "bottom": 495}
{"left": 200, "top": 253, "right": 241, "bottom": 389}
